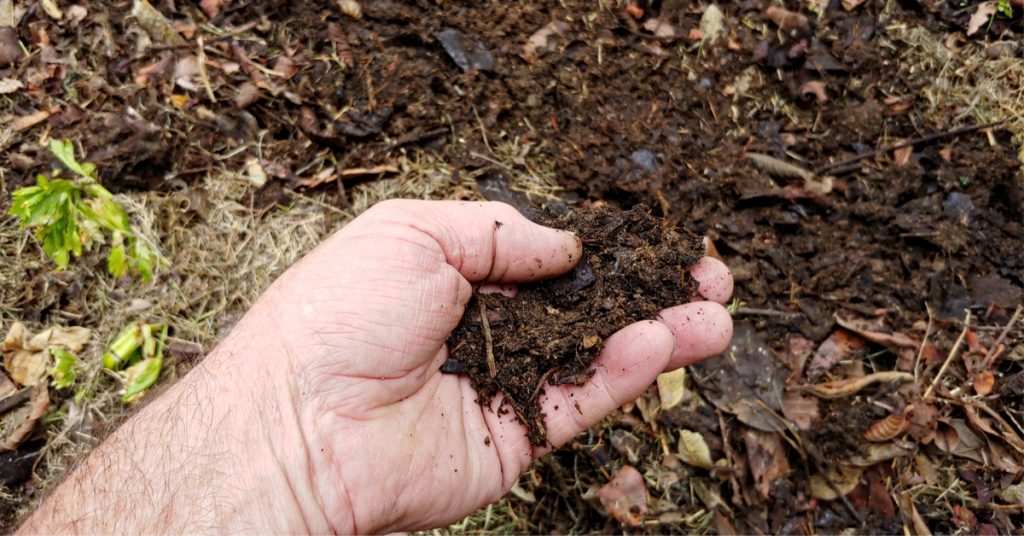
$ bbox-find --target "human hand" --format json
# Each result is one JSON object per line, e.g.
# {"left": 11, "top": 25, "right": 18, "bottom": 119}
{"left": 246, "top": 200, "right": 734, "bottom": 533}
{"left": 19, "top": 200, "right": 732, "bottom": 535}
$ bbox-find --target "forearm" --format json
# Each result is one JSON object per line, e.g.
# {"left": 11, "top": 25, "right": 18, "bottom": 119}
{"left": 18, "top": 323, "right": 333, "bottom": 534}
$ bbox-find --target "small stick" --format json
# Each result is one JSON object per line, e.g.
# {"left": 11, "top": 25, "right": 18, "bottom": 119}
{"left": 814, "top": 120, "right": 1008, "bottom": 175}
{"left": 982, "top": 305, "right": 1021, "bottom": 369}
{"left": 924, "top": 311, "right": 971, "bottom": 399}
{"left": 0, "top": 387, "right": 33, "bottom": 414}
{"left": 914, "top": 304, "right": 934, "bottom": 384}
{"left": 479, "top": 299, "right": 497, "bottom": 378}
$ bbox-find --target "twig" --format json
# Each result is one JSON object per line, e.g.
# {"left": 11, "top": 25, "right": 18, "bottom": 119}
{"left": 479, "top": 299, "right": 496, "bottom": 378}
{"left": 924, "top": 311, "right": 971, "bottom": 399}
{"left": 982, "top": 305, "right": 1021, "bottom": 369}
{"left": 814, "top": 120, "right": 1009, "bottom": 175}
{"left": 196, "top": 36, "right": 217, "bottom": 104}
{"left": 0, "top": 387, "right": 33, "bottom": 414}
{"left": 734, "top": 307, "right": 802, "bottom": 319}
{"left": 914, "top": 304, "right": 934, "bottom": 384}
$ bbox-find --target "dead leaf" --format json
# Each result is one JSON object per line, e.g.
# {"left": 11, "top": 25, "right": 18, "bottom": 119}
{"left": 765, "top": 6, "right": 810, "bottom": 32}
{"left": 743, "top": 430, "right": 790, "bottom": 498}
{"left": 997, "top": 482, "right": 1024, "bottom": 504}
{"left": 841, "top": 0, "right": 868, "bottom": 10}
{"left": 678, "top": 429, "right": 714, "bottom": 469}
{"left": 3, "top": 323, "right": 91, "bottom": 387}
{"left": 0, "top": 373, "right": 15, "bottom": 399}
{"left": 12, "top": 109, "right": 54, "bottom": 132}
{"left": 864, "top": 413, "right": 911, "bottom": 442}
{"left": 972, "top": 371, "right": 994, "bottom": 395}
{"left": 200, "top": 0, "right": 224, "bottom": 19}
{"left": 801, "top": 371, "right": 914, "bottom": 399}
{"left": 597, "top": 465, "right": 648, "bottom": 527}
{"left": 690, "top": 323, "right": 788, "bottom": 432}
{"left": 0, "top": 386, "right": 49, "bottom": 450}
{"left": 245, "top": 157, "right": 268, "bottom": 188}
{"left": 967, "top": 2, "right": 998, "bottom": 36}
{"left": 781, "top": 389, "right": 819, "bottom": 430}
{"left": 934, "top": 419, "right": 986, "bottom": 462}
{"left": 40, "top": 0, "right": 62, "bottom": 20}
{"left": 625, "top": 4, "right": 644, "bottom": 19}
{"left": 988, "top": 441, "right": 1022, "bottom": 473}
{"left": 28, "top": 326, "right": 91, "bottom": 353}
{"left": 893, "top": 145, "right": 913, "bottom": 166}
{"left": 522, "top": 20, "right": 569, "bottom": 63}
{"left": 849, "top": 442, "right": 914, "bottom": 466}
{"left": 835, "top": 316, "right": 919, "bottom": 348}
{"left": 807, "top": 329, "right": 866, "bottom": 381}
{"left": 656, "top": 367, "right": 687, "bottom": 410}
{"left": 0, "top": 77, "right": 18, "bottom": 94}
{"left": 698, "top": 4, "right": 725, "bottom": 43}
{"left": 809, "top": 465, "right": 862, "bottom": 500}
{"left": 642, "top": 18, "right": 679, "bottom": 40}
{"left": 799, "top": 80, "right": 828, "bottom": 103}
{"left": 908, "top": 403, "right": 939, "bottom": 443}
{"left": 899, "top": 493, "right": 933, "bottom": 536}
{"left": 5, "top": 350, "right": 48, "bottom": 387}
{"left": 336, "top": 0, "right": 362, "bottom": 19}
{"left": 0, "top": 27, "right": 21, "bottom": 67}
{"left": 235, "top": 81, "right": 260, "bottom": 108}
{"left": 963, "top": 405, "right": 999, "bottom": 437}
{"left": 746, "top": 152, "right": 815, "bottom": 181}
{"left": 272, "top": 55, "right": 297, "bottom": 80}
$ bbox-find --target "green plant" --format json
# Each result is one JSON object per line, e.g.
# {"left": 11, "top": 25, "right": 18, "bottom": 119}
{"left": 996, "top": 0, "right": 1013, "bottom": 18}
{"left": 8, "top": 139, "right": 159, "bottom": 281}
{"left": 50, "top": 348, "right": 78, "bottom": 389}
{"left": 103, "top": 322, "right": 167, "bottom": 402}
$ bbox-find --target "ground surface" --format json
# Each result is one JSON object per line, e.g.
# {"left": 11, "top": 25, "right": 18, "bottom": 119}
{"left": 0, "top": 0, "right": 1022, "bottom": 533}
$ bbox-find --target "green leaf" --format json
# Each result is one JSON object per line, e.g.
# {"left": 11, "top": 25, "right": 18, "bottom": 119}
{"left": 122, "top": 356, "right": 162, "bottom": 402}
{"left": 50, "top": 348, "right": 77, "bottom": 389}
{"left": 103, "top": 323, "right": 144, "bottom": 370}
{"left": 108, "top": 244, "right": 128, "bottom": 277}
{"left": 49, "top": 139, "right": 97, "bottom": 179}
{"left": 127, "top": 236, "right": 159, "bottom": 282}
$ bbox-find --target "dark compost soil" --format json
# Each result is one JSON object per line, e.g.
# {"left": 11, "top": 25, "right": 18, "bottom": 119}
{"left": 445, "top": 207, "right": 703, "bottom": 446}
{"left": 1, "top": 0, "right": 1022, "bottom": 533}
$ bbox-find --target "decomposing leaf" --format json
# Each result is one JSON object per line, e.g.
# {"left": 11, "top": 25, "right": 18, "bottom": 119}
{"left": 807, "top": 329, "right": 866, "bottom": 381}
{"left": 245, "top": 157, "right": 268, "bottom": 188}
{"left": 743, "top": 429, "right": 789, "bottom": 498}
{"left": 28, "top": 326, "right": 91, "bottom": 353}
{"left": 12, "top": 109, "right": 54, "bottom": 132}
{"left": 5, "top": 350, "right": 48, "bottom": 387}
{"left": 765, "top": 6, "right": 810, "bottom": 32}
{"left": 972, "top": 371, "right": 995, "bottom": 396}
{"left": 657, "top": 367, "right": 687, "bottom": 410}
{"left": 835, "top": 316, "right": 919, "bottom": 348}
{"left": 678, "top": 429, "right": 715, "bottom": 469}
{"left": 849, "top": 442, "right": 914, "bottom": 466}
{"left": 988, "top": 441, "right": 1022, "bottom": 473}
{"left": 864, "top": 412, "right": 911, "bottom": 442}
{"left": 597, "top": 465, "right": 648, "bottom": 527}
{"left": 0, "top": 27, "right": 21, "bottom": 67}
{"left": 898, "top": 493, "right": 933, "bottom": 536}
{"left": 690, "top": 323, "right": 788, "bottom": 432}
{"left": 841, "top": 0, "right": 868, "bottom": 10}
{"left": 0, "top": 386, "right": 49, "bottom": 450}
{"left": 3, "top": 323, "right": 91, "bottom": 387}
{"left": 908, "top": 403, "right": 939, "bottom": 443}
{"left": 0, "top": 374, "right": 15, "bottom": 400}
{"left": 893, "top": 145, "right": 914, "bottom": 167}
{"left": 967, "top": 2, "right": 998, "bottom": 36}
{"left": 200, "top": 0, "right": 224, "bottom": 19}
{"left": 934, "top": 419, "right": 986, "bottom": 462}
{"left": 522, "top": 20, "right": 569, "bottom": 63}
{"left": 40, "top": 0, "right": 62, "bottom": 19}
{"left": 781, "top": 389, "right": 819, "bottom": 430}
{"left": 698, "top": 4, "right": 725, "bottom": 43}
{"left": 809, "top": 465, "right": 862, "bottom": 500}
{"left": 437, "top": 28, "right": 494, "bottom": 72}
{"left": 336, "top": 0, "right": 362, "bottom": 19}
{"left": 643, "top": 18, "right": 679, "bottom": 40}
{"left": 802, "top": 371, "right": 913, "bottom": 399}
{"left": 746, "top": 152, "right": 815, "bottom": 181}
{"left": 131, "top": 0, "right": 187, "bottom": 46}
{"left": 998, "top": 482, "right": 1024, "bottom": 504}
{"left": 0, "top": 77, "right": 20, "bottom": 94}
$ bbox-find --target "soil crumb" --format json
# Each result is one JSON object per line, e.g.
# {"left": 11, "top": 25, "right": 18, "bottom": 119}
{"left": 445, "top": 206, "right": 704, "bottom": 446}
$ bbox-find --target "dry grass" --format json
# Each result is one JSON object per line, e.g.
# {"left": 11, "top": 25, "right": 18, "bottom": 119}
{"left": 892, "top": 24, "right": 1024, "bottom": 162}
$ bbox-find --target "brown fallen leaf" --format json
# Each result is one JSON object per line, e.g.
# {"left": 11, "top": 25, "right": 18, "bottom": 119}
{"left": 898, "top": 493, "right": 934, "bottom": 536}
{"left": 0, "top": 76, "right": 21, "bottom": 94}
{"left": 642, "top": 18, "right": 679, "bottom": 40}
{"left": 522, "top": 20, "right": 569, "bottom": 63}
{"left": 0, "top": 386, "right": 49, "bottom": 450}
{"left": 743, "top": 429, "right": 790, "bottom": 498}
{"left": 3, "top": 323, "right": 91, "bottom": 387}
{"left": 835, "top": 316, "right": 919, "bottom": 348}
{"left": 801, "top": 371, "right": 914, "bottom": 399}
{"left": 893, "top": 145, "right": 913, "bottom": 166}
{"left": 598, "top": 465, "right": 648, "bottom": 527}
{"left": 12, "top": 109, "right": 55, "bottom": 132}
{"left": 849, "top": 442, "right": 914, "bottom": 466}
{"left": 807, "top": 329, "right": 866, "bottom": 381}
{"left": 841, "top": 0, "right": 868, "bottom": 10}
{"left": 781, "top": 389, "right": 819, "bottom": 430}
{"left": 272, "top": 55, "right": 297, "bottom": 80}
{"left": 864, "top": 413, "right": 911, "bottom": 442}
{"left": 0, "top": 26, "right": 21, "bottom": 67}
{"left": 934, "top": 419, "right": 986, "bottom": 462}
{"left": 967, "top": 2, "right": 998, "bottom": 36}
{"left": 336, "top": 0, "right": 362, "bottom": 19}
{"left": 765, "top": 6, "right": 810, "bottom": 32}
{"left": 908, "top": 403, "right": 939, "bottom": 443}
{"left": 782, "top": 332, "right": 815, "bottom": 383}
{"left": 677, "top": 429, "right": 715, "bottom": 469}
{"left": 200, "top": 0, "right": 225, "bottom": 19}
{"left": 746, "top": 152, "right": 815, "bottom": 181}
{"left": 972, "top": 370, "right": 995, "bottom": 395}
{"left": 809, "top": 465, "right": 862, "bottom": 500}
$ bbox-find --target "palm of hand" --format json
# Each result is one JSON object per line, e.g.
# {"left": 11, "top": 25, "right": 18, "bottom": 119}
{"left": 257, "top": 201, "right": 733, "bottom": 533}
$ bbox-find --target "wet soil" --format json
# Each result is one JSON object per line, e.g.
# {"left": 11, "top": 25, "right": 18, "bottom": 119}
{"left": 2, "top": 0, "right": 1022, "bottom": 532}
{"left": 445, "top": 206, "right": 703, "bottom": 446}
